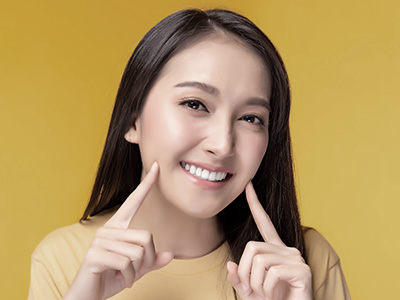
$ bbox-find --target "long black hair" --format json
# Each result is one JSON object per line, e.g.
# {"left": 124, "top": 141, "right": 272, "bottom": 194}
{"left": 81, "top": 9, "right": 305, "bottom": 262}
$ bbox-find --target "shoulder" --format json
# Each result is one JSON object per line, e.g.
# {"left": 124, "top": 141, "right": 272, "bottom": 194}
{"left": 32, "top": 209, "right": 114, "bottom": 263}
{"left": 303, "top": 227, "right": 340, "bottom": 267}
{"left": 303, "top": 227, "right": 351, "bottom": 300}
{"left": 29, "top": 210, "right": 115, "bottom": 299}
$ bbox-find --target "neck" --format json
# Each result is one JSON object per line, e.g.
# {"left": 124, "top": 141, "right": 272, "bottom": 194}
{"left": 130, "top": 188, "right": 225, "bottom": 259}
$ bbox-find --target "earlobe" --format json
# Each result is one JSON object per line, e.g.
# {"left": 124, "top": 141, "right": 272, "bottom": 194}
{"left": 124, "top": 125, "right": 140, "bottom": 144}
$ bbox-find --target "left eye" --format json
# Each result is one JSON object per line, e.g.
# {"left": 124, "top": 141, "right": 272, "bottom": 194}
{"left": 180, "top": 99, "right": 209, "bottom": 112}
{"left": 240, "top": 115, "right": 265, "bottom": 126}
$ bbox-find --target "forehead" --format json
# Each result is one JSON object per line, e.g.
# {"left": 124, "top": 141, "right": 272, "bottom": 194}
{"left": 154, "top": 33, "right": 271, "bottom": 95}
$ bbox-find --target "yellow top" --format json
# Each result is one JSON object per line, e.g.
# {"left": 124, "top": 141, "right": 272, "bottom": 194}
{"left": 28, "top": 210, "right": 350, "bottom": 300}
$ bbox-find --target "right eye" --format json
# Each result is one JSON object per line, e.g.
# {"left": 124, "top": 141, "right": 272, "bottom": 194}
{"left": 179, "top": 99, "right": 209, "bottom": 112}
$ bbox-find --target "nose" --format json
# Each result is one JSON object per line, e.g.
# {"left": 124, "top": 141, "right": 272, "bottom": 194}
{"left": 202, "top": 119, "right": 235, "bottom": 158}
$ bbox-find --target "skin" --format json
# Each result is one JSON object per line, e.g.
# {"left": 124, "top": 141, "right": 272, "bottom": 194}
{"left": 227, "top": 181, "right": 312, "bottom": 300}
{"left": 125, "top": 35, "right": 271, "bottom": 258}
{"left": 64, "top": 35, "right": 311, "bottom": 300}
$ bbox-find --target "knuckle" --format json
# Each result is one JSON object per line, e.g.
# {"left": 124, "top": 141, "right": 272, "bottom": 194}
{"left": 245, "top": 241, "right": 260, "bottom": 254}
{"left": 289, "top": 252, "right": 304, "bottom": 263}
{"left": 143, "top": 231, "right": 153, "bottom": 244}
{"left": 121, "top": 256, "right": 131, "bottom": 269}
{"left": 288, "top": 246, "right": 300, "bottom": 255}
{"left": 287, "top": 247, "right": 305, "bottom": 263}
{"left": 253, "top": 254, "right": 264, "bottom": 265}
{"left": 130, "top": 246, "right": 144, "bottom": 261}
{"left": 267, "top": 265, "right": 279, "bottom": 278}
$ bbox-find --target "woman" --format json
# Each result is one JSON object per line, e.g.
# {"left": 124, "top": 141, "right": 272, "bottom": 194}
{"left": 29, "top": 9, "right": 350, "bottom": 300}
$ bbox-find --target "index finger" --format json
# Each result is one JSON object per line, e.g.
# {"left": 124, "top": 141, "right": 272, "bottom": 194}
{"left": 105, "top": 161, "right": 159, "bottom": 229}
{"left": 245, "top": 181, "right": 285, "bottom": 246}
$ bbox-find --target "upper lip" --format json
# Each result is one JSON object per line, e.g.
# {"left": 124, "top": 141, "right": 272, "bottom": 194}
{"left": 181, "top": 161, "right": 234, "bottom": 174}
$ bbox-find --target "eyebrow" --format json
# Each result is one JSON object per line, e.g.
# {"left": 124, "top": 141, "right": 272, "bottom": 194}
{"left": 246, "top": 98, "right": 271, "bottom": 112}
{"left": 174, "top": 80, "right": 271, "bottom": 112}
{"left": 174, "top": 81, "right": 219, "bottom": 96}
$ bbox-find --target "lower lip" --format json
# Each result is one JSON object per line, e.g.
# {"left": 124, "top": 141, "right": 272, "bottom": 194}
{"left": 180, "top": 165, "right": 231, "bottom": 190}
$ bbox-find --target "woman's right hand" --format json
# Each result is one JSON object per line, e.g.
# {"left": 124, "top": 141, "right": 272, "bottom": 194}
{"left": 64, "top": 162, "right": 173, "bottom": 300}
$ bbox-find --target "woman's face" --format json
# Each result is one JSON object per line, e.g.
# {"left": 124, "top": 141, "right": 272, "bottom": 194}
{"left": 126, "top": 34, "right": 271, "bottom": 219}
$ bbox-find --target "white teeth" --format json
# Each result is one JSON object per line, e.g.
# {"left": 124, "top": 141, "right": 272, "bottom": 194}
{"left": 201, "top": 169, "right": 209, "bottom": 179}
{"left": 195, "top": 167, "right": 202, "bottom": 177}
{"left": 209, "top": 171, "right": 216, "bottom": 181}
{"left": 180, "top": 162, "right": 229, "bottom": 182}
{"left": 216, "top": 172, "right": 226, "bottom": 181}
{"left": 189, "top": 165, "right": 196, "bottom": 174}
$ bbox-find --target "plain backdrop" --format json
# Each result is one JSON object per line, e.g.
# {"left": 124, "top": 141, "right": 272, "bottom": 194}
{"left": 1, "top": 0, "right": 399, "bottom": 298}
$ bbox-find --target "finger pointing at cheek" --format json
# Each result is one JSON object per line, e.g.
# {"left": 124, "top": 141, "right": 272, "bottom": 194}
{"left": 105, "top": 161, "right": 159, "bottom": 229}
{"left": 245, "top": 181, "right": 285, "bottom": 247}
{"left": 64, "top": 161, "right": 174, "bottom": 300}
{"left": 227, "top": 182, "right": 312, "bottom": 300}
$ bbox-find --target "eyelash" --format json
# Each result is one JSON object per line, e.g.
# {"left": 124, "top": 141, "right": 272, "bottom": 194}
{"left": 179, "top": 99, "right": 266, "bottom": 127}
{"left": 179, "top": 99, "right": 209, "bottom": 112}
{"left": 239, "top": 114, "right": 265, "bottom": 126}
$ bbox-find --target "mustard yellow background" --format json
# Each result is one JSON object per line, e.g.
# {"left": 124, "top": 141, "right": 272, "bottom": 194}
{"left": 1, "top": 0, "right": 399, "bottom": 298}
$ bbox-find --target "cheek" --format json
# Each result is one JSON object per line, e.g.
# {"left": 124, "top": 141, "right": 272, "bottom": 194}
{"left": 139, "top": 107, "right": 202, "bottom": 164}
{"left": 238, "top": 132, "right": 269, "bottom": 177}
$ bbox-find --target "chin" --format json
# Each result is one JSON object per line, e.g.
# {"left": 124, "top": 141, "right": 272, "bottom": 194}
{"left": 177, "top": 199, "right": 232, "bottom": 220}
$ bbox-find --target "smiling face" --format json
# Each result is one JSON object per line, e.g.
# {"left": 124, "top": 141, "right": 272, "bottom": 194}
{"left": 125, "top": 34, "right": 271, "bottom": 219}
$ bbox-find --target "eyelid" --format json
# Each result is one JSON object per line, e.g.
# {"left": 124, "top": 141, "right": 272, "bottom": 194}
{"left": 178, "top": 98, "right": 209, "bottom": 112}
{"left": 239, "top": 113, "right": 267, "bottom": 127}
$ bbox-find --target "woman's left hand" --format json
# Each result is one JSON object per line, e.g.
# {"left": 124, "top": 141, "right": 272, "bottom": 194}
{"left": 227, "top": 182, "right": 312, "bottom": 300}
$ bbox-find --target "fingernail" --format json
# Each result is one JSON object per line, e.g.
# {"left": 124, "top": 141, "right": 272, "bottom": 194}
{"left": 151, "top": 161, "right": 159, "bottom": 170}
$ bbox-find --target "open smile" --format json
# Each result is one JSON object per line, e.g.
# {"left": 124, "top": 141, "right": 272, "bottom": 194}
{"left": 180, "top": 161, "right": 233, "bottom": 182}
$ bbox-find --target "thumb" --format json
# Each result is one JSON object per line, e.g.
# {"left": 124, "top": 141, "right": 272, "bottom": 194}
{"left": 152, "top": 252, "right": 174, "bottom": 270}
{"left": 227, "top": 261, "right": 241, "bottom": 287}
{"left": 227, "top": 261, "right": 252, "bottom": 298}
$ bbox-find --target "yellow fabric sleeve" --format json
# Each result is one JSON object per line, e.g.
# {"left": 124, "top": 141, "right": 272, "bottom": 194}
{"left": 29, "top": 256, "right": 63, "bottom": 300}
{"left": 304, "top": 227, "right": 351, "bottom": 300}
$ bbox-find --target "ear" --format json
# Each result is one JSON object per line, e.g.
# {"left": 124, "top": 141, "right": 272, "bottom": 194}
{"left": 124, "top": 118, "right": 141, "bottom": 144}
